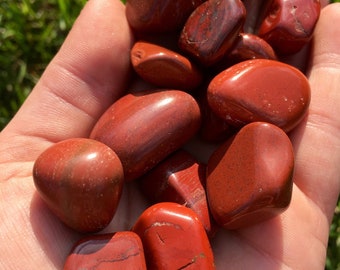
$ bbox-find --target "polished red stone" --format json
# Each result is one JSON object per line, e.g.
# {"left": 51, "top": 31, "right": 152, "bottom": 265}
{"left": 257, "top": 0, "right": 321, "bottom": 55}
{"left": 139, "top": 150, "right": 213, "bottom": 235}
{"left": 227, "top": 33, "right": 277, "bottom": 63}
{"left": 125, "top": 0, "right": 203, "bottom": 33}
{"left": 206, "top": 122, "right": 294, "bottom": 229}
{"left": 64, "top": 232, "right": 147, "bottom": 269}
{"left": 132, "top": 202, "right": 215, "bottom": 269}
{"left": 178, "top": 0, "right": 246, "bottom": 66}
{"left": 131, "top": 41, "right": 203, "bottom": 91}
{"left": 33, "top": 138, "right": 124, "bottom": 233}
{"left": 90, "top": 90, "right": 201, "bottom": 181}
{"left": 207, "top": 59, "right": 311, "bottom": 132}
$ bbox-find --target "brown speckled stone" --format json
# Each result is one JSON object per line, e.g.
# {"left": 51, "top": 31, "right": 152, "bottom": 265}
{"left": 206, "top": 122, "right": 294, "bottom": 229}
{"left": 33, "top": 138, "right": 124, "bottom": 233}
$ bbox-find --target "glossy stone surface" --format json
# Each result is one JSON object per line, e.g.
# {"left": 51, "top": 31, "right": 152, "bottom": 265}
{"left": 207, "top": 59, "right": 311, "bottom": 132}
{"left": 132, "top": 202, "right": 215, "bottom": 269}
{"left": 257, "top": 0, "right": 321, "bottom": 55}
{"left": 131, "top": 41, "right": 203, "bottom": 91}
{"left": 64, "top": 232, "right": 146, "bottom": 269}
{"left": 33, "top": 138, "right": 124, "bottom": 233}
{"left": 227, "top": 33, "right": 277, "bottom": 63}
{"left": 206, "top": 122, "right": 294, "bottom": 229}
{"left": 139, "top": 150, "right": 213, "bottom": 235}
{"left": 90, "top": 90, "right": 201, "bottom": 181}
{"left": 125, "top": 0, "right": 203, "bottom": 33}
{"left": 178, "top": 0, "right": 246, "bottom": 66}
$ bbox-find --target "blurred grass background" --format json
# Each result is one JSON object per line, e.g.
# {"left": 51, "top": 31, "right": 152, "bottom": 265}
{"left": 0, "top": 0, "right": 339, "bottom": 269}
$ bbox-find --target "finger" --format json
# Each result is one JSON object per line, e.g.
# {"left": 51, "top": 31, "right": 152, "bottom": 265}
{"left": 0, "top": 0, "right": 134, "bottom": 162}
{"left": 290, "top": 3, "right": 340, "bottom": 222}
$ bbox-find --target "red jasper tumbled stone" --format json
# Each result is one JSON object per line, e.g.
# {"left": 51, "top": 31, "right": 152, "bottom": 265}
{"left": 207, "top": 59, "right": 311, "bottom": 132}
{"left": 257, "top": 0, "right": 321, "bottom": 55}
{"left": 33, "top": 138, "right": 124, "bottom": 233}
{"left": 125, "top": 0, "right": 204, "bottom": 33}
{"left": 64, "top": 232, "right": 147, "bottom": 269}
{"left": 139, "top": 150, "right": 213, "bottom": 235}
{"left": 206, "top": 122, "right": 294, "bottom": 229}
{"left": 132, "top": 202, "right": 215, "bottom": 269}
{"left": 131, "top": 41, "right": 203, "bottom": 91}
{"left": 90, "top": 89, "right": 201, "bottom": 181}
{"left": 179, "top": 0, "right": 246, "bottom": 66}
{"left": 226, "top": 32, "right": 277, "bottom": 63}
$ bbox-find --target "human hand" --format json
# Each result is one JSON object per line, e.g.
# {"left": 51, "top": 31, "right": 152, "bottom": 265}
{"left": 0, "top": 0, "right": 339, "bottom": 269}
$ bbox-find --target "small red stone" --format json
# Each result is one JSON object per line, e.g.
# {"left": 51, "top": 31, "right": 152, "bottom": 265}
{"left": 227, "top": 33, "right": 277, "bottom": 63}
{"left": 257, "top": 0, "right": 321, "bottom": 55}
{"left": 64, "top": 232, "right": 147, "bottom": 269}
{"left": 131, "top": 41, "right": 203, "bottom": 91}
{"left": 125, "top": 0, "right": 204, "bottom": 33}
{"left": 132, "top": 202, "right": 215, "bottom": 269}
{"left": 33, "top": 138, "right": 124, "bottom": 233}
{"left": 206, "top": 122, "right": 294, "bottom": 229}
{"left": 179, "top": 0, "right": 246, "bottom": 66}
{"left": 90, "top": 90, "right": 201, "bottom": 181}
{"left": 139, "top": 150, "right": 213, "bottom": 235}
{"left": 207, "top": 59, "right": 311, "bottom": 132}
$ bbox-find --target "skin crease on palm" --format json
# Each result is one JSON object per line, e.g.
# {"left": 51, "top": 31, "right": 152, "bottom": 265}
{"left": 0, "top": 0, "right": 339, "bottom": 268}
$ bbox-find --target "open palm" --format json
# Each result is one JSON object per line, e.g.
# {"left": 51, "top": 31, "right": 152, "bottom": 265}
{"left": 1, "top": 1, "right": 339, "bottom": 269}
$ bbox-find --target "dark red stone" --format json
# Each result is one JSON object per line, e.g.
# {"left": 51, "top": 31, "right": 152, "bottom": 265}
{"left": 227, "top": 33, "right": 277, "bottom": 63}
{"left": 64, "top": 232, "right": 147, "bottom": 269}
{"left": 131, "top": 41, "right": 203, "bottom": 91}
{"left": 139, "top": 150, "right": 213, "bottom": 235}
{"left": 33, "top": 138, "right": 124, "bottom": 233}
{"left": 207, "top": 59, "right": 311, "bottom": 132}
{"left": 125, "top": 0, "right": 204, "bottom": 33}
{"left": 132, "top": 202, "right": 215, "bottom": 269}
{"left": 178, "top": 0, "right": 246, "bottom": 66}
{"left": 257, "top": 0, "right": 321, "bottom": 55}
{"left": 198, "top": 93, "right": 236, "bottom": 142}
{"left": 90, "top": 90, "right": 201, "bottom": 181}
{"left": 206, "top": 122, "right": 294, "bottom": 229}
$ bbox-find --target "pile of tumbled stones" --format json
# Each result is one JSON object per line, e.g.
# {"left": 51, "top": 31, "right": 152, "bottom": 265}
{"left": 32, "top": 0, "right": 321, "bottom": 268}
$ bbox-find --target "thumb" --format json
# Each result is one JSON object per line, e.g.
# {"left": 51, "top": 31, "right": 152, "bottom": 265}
{"left": 291, "top": 2, "right": 340, "bottom": 222}
{"left": 0, "top": 0, "right": 134, "bottom": 162}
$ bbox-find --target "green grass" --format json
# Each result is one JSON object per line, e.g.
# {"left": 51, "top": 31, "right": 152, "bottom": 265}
{"left": 0, "top": 0, "right": 86, "bottom": 128}
{"left": 0, "top": 1, "right": 339, "bottom": 269}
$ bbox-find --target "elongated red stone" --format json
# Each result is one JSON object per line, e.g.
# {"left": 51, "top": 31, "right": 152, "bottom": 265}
{"left": 206, "top": 122, "right": 294, "bottom": 229}
{"left": 139, "top": 150, "right": 213, "bottom": 235}
{"left": 132, "top": 202, "right": 215, "bottom": 269}
{"left": 33, "top": 138, "right": 124, "bottom": 233}
{"left": 207, "top": 59, "right": 310, "bottom": 132}
{"left": 90, "top": 90, "right": 201, "bottom": 181}
{"left": 131, "top": 41, "right": 203, "bottom": 91}
{"left": 178, "top": 0, "right": 246, "bottom": 66}
{"left": 125, "top": 0, "right": 204, "bottom": 33}
{"left": 257, "top": 0, "right": 321, "bottom": 55}
{"left": 64, "top": 232, "right": 147, "bottom": 269}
